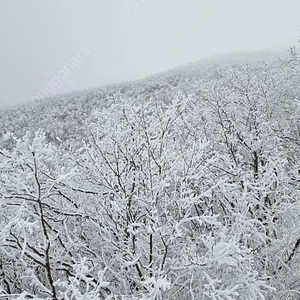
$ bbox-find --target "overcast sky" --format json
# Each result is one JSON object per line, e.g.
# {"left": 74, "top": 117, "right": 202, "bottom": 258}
{"left": 0, "top": 0, "right": 299, "bottom": 108}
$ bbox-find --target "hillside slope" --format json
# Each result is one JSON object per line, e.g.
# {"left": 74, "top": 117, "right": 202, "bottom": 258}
{"left": 0, "top": 50, "right": 286, "bottom": 147}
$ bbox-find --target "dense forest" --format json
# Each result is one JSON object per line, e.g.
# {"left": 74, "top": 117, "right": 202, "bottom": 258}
{"left": 1, "top": 49, "right": 300, "bottom": 299}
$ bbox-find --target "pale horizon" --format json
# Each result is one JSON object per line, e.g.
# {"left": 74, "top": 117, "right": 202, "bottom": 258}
{"left": 1, "top": 0, "right": 299, "bottom": 108}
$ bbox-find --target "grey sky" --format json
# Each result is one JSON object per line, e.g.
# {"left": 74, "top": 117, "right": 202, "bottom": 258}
{"left": 0, "top": 0, "right": 299, "bottom": 108}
